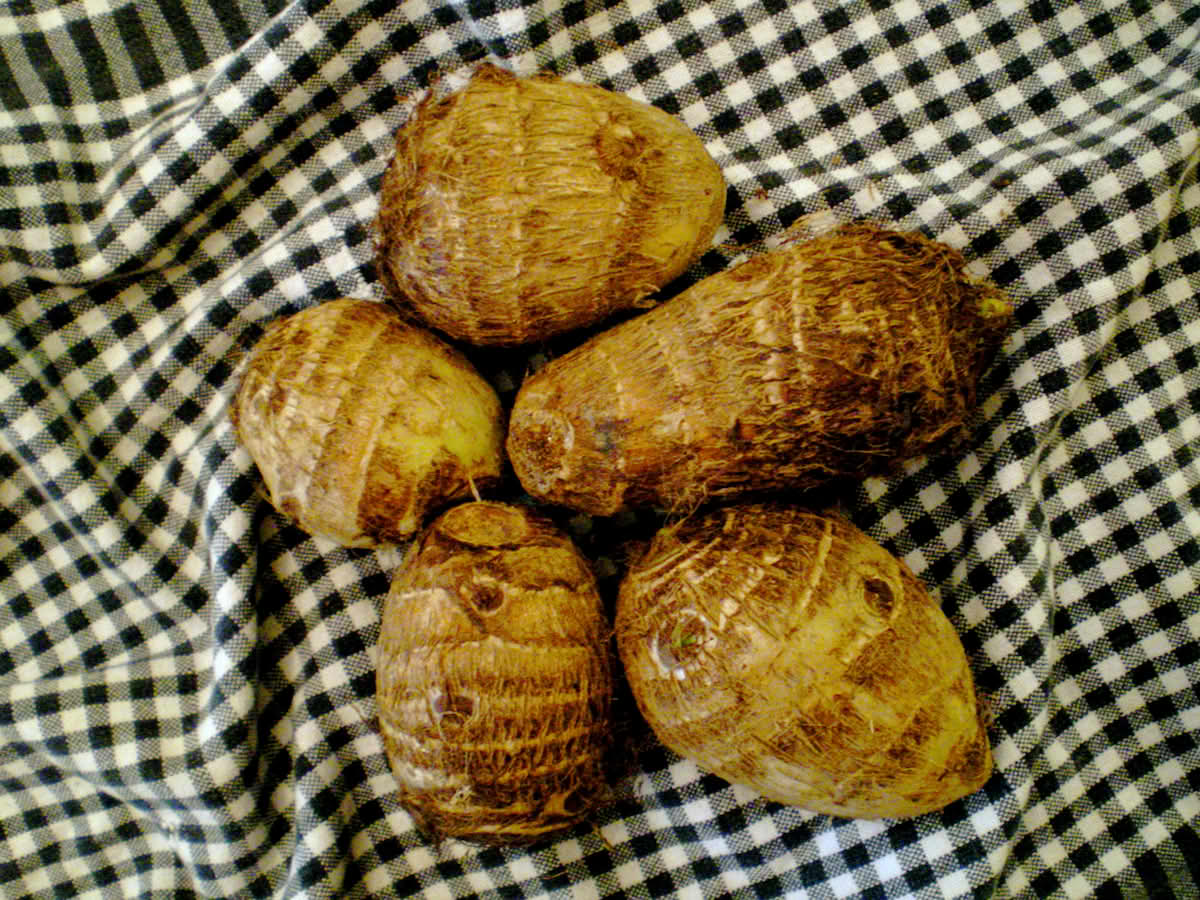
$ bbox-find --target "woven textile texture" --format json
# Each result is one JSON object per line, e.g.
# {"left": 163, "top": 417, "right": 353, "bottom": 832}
{"left": 2, "top": 0, "right": 1198, "bottom": 897}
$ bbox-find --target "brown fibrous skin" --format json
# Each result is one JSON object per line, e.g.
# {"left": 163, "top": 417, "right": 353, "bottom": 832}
{"left": 615, "top": 503, "right": 992, "bottom": 819}
{"left": 231, "top": 299, "right": 504, "bottom": 547}
{"left": 374, "top": 63, "right": 726, "bottom": 346}
{"left": 376, "top": 501, "right": 614, "bottom": 845}
{"left": 506, "top": 222, "right": 1013, "bottom": 515}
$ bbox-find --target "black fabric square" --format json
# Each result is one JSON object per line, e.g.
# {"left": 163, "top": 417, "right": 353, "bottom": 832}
{"left": 613, "top": 20, "right": 641, "bottom": 47}
{"left": 753, "top": 875, "right": 783, "bottom": 898}
{"left": 631, "top": 56, "right": 660, "bottom": 83}
{"left": 885, "top": 24, "right": 913, "bottom": 50}
{"left": 712, "top": 109, "right": 741, "bottom": 133}
{"left": 675, "top": 32, "right": 703, "bottom": 59}
{"left": 695, "top": 70, "right": 722, "bottom": 98}
{"left": 905, "top": 863, "right": 935, "bottom": 890}
{"left": 737, "top": 49, "right": 766, "bottom": 77}
{"left": 756, "top": 85, "right": 785, "bottom": 113}
{"left": 643, "top": 872, "right": 674, "bottom": 896}
{"left": 861, "top": 80, "right": 888, "bottom": 108}
{"left": 841, "top": 44, "right": 869, "bottom": 71}
{"left": 821, "top": 7, "right": 852, "bottom": 33}
{"left": 886, "top": 193, "right": 915, "bottom": 218}
{"left": 819, "top": 103, "right": 847, "bottom": 128}
{"left": 799, "top": 860, "right": 827, "bottom": 887}
{"left": 113, "top": 6, "right": 167, "bottom": 90}
{"left": 879, "top": 117, "right": 909, "bottom": 144}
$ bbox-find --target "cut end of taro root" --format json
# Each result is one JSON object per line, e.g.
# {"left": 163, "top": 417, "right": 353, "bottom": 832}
{"left": 436, "top": 500, "right": 534, "bottom": 548}
{"left": 507, "top": 407, "right": 576, "bottom": 494}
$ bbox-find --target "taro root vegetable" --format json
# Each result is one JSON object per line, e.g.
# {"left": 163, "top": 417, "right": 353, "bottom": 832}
{"left": 231, "top": 298, "right": 503, "bottom": 547}
{"left": 375, "top": 63, "right": 726, "bottom": 345}
{"left": 507, "top": 222, "right": 1012, "bottom": 515}
{"left": 376, "top": 501, "right": 613, "bottom": 845}
{"left": 615, "top": 503, "right": 992, "bottom": 819}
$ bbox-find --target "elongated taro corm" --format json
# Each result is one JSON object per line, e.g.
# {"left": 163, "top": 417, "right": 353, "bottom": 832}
{"left": 507, "top": 222, "right": 1012, "bottom": 515}
{"left": 375, "top": 63, "right": 726, "bottom": 345}
{"left": 231, "top": 298, "right": 503, "bottom": 546}
{"left": 615, "top": 502, "right": 992, "bottom": 819}
{"left": 377, "top": 501, "right": 613, "bottom": 845}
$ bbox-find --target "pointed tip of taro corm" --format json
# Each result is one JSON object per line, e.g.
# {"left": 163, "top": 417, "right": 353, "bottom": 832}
{"left": 980, "top": 294, "right": 1013, "bottom": 320}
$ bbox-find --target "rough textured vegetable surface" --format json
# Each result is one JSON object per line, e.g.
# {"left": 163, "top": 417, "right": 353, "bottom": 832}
{"left": 376, "top": 501, "right": 613, "bottom": 845}
{"left": 615, "top": 503, "right": 992, "bottom": 819}
{"left": 375, "top": 63, "right": 726, "bottom": 345}
{"left": 231, "top": 298, "right": 503, "bottom": 547}
{"left": 507, "top": 222, "right": 1012, "bottom": 515}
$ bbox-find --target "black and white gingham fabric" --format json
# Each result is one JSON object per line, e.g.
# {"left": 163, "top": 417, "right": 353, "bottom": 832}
{"left": 2, "top": 1, "right": 1198, "bottom": 897}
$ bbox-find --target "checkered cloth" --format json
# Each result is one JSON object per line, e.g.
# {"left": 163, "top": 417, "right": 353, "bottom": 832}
{"left": 2, "top": 0, "right": 1198, "bottom": 897}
